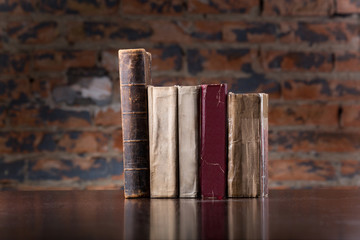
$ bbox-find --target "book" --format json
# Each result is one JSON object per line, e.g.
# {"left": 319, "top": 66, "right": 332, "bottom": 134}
{"left": 227, "top": 93, "right": 269, "bottom": 198}
{"left": 177, "top": 86, "right": 199, "bottom": 198}
{"left": 118, "top": 48, "right": 151, "bottom": 198}
{"left": 200, "top": 84, "right": 227, "bottom": 199}
{"left": 148, "top": 86, "right": 178, "bottom": 198}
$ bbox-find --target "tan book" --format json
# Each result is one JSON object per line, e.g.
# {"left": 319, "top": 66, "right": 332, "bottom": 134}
{"left": 148, "top": 86, "right": 178, "bottom": 198}
{"left": 228, "top": 93, "right": 268, "bottom": 198}
{"left": 177, "top": 86, "right": 199, "bottom": 198}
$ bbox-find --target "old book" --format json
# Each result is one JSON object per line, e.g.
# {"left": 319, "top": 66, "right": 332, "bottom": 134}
{"left": 118, "top": 49, "right": 151, "bottom": 198}
{"left": 148, "top": 86, "right": 178, "bottom": 198}
{"left": 227, "top": 93, "right": 269, "bottom": 198}
{"left": 200, "top": 84, "right": 227, "bottom": 199}
{"left": 177, "top": 86, "right": 199, "bottom": 198}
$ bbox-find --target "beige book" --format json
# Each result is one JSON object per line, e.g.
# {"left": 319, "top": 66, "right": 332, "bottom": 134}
{"left": 148, "top": 86, "right": 178, "bottom": 198}
{"left": 177, "top": 86, "right": 199, "bottom": 198}
{"left": 228, "top": 93, "right": 268, "bottom": 198}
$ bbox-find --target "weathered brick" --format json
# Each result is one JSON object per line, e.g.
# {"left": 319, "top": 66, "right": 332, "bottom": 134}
{"left": 263, "top": 0, "right": 334, "bottom": 16}
{"left": 283, "top": 79, "right": 360, "bottom": 100}
{"left": 95, "top": 105, "right": 121, "bottom": 126}
{"left": 189, "top": 0, "right": 259, "bottom": 13}
{"left": 7, "top": 21, "right": 59, "bottom": 44}
{"left": 269, "top": 159, "right": 336, "bottom": 181}
{"left": 341, "top": 160, "right": 360, "bottom": 178}
{"left": 122, "top": 0, "right": 186, "bottom": 15}
{"left": 150, "top": 45, "right": 183, "bottom": 71}
{"left": 269, "top": 104, "right": 339, "bottom": 126}
{"left": 269, "top": 130, "right": 360, "bottom": 152}
{"left": 0, "top": 78, "right": 31, "bottom": 105}
{"left": 0, "top": 106, "right": 6, "bottom": 127}
{"left": 39, "top": 0, "right": 119, "bottom": 15}
{"left": 0, "top": 132, "right": 44, "bottom": 153}
{"left": 109, "top": 157, "right": 124, "bottom": 181}
{"left": 0, "top": 0, "right": 36, "bottom": 14}
{"left": 261, "top": 51, "right": 334, "bottom": 72}
{"left": 112, "top": 129, "right": 123, "bottom": 152}
{"left": 223, "top": 22, "right": 278, "bottom": 43}
{"left": 335, "top": 52, "right": 360, "bottom": 72}
{"left": 151, "top": 76, "right": 198, "bottom": 86}
{"left": 187, "top": 48, "right": 255, "bottom": 75}
{"left": 58, "top": 132, "right": 109, "bottom": 153}
{"left": 279, "top": 22, "right": 359, "bottom": 45}
{"left": 0, "top": 53, "right": 30, "bottom": 74}
{"left": 34, "top": 50, "right": 97, "bottom": 71}
{"left": 28, "top": 157, "right": 110, "bottom": 181}
{"left": 0, "top": 159, "right": 25, "bottom": 181}
{"left": 336, "top": 0, "right": 360, "bottom": 14}
{"left": 342, "top": 105, "right": 360, "bottom": 127}
{"left": 9, "top": 106, "right": 91, "bottom": 128}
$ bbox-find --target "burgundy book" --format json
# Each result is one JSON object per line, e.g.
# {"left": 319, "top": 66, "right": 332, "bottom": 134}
{"left": 200, "top": 84, "right": 227, "bottom": 199}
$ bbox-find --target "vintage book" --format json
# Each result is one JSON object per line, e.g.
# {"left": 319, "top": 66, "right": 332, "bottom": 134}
{"left": 118, "top": 49, "right": 151, "bottom": 198}
{"left": 200, "top": 84, "right": 227, "bottom": 199}
{"left": 227, "top": 93, "right": 269, "bottom": 198}
{"left": 177, "top": 86, "right": 199, "bottom": 198}
{"left": 148, "top": 86, "right": 178, "bottom": 198}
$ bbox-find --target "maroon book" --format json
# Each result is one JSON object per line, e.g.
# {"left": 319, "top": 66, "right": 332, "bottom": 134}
{"left": 200, "top": 84, "right": 227, "bottom": 199}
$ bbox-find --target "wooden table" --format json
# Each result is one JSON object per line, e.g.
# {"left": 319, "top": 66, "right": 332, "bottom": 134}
{"left": 1, "top": 189, "right": 360, "bottom": 239}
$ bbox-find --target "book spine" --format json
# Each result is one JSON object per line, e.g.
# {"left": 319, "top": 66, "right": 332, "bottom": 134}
{"left": 148, "top": 86, "right": 178, "bottom": 198}
{"left": 118, "top": 49, "right": 151, "bottom": 198}
{"left": 177, "top": 86, "right": 199, "bottom": 198}
{"left": 227, "top": 93, "right": 268, "bottom": 198}
{"left": 200, "top": 84, "right": 227, "bottom": 199}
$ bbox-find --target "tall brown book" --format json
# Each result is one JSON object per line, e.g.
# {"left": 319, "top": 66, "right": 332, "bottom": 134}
{"left": 227, "top": 93, "right": 268, "bottom": 198}
{"left": 118, "top": 49, "right": 151, "bottom": 198}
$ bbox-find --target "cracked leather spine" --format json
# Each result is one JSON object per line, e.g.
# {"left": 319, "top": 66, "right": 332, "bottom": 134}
{"left": 227, "top": 93, "right": 268, "bottom": 198}
{"left": 199, "top": 84, "right": 227, "bottom": 199}
{"left": 118, "top": 49, "right": 151, "bottom": 198}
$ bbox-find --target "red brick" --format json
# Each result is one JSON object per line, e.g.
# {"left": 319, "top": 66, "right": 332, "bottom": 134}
{"left": 341, "top": 160, "right": 360, "bottom": 177}
{"left": 112, "top": 129, "right": 123, "bottom": 152}
{"left": 187, "top": 48, "right": 256, "bottom": 75}
{"left": 269, "top": 104, "right": 339, "bottom": 126}
{"left": 189, "top": 0, "right": 259, "bottom": 13}
{"left": 335, "top": 52, "right": 360, "bottom": 72}
{"left": 223, "top": 22, "right": 277, "bottom": 43}
{"left": 0, "top": 53, "right": 30, "bottom": 75}
{"left": 269, "top": 130, "right": 360, "bottom": 153}
{"left": 279, "top": 22, "right": 358, "bottom": 45}
{"left": 0, "top": 106, "right": 6, "bottom": 127}
{"left": 34, "top": 50, "right": 97, "bottom": 71}
{"left": 122, "top": 0, "right": 186, "bottom": 15}
{"left": 269, "top": 159, "right": 335, "bottom": 181}
{"left": 0, "top": 78, "right": 31, "bottom": 104}
{"left": 283, "top": 79, "right": 360, "bottom": 101}
{"left": 95, "top": 105, "right": 122, "bottom": 126}
{"left": 336, "top": 0, "right": 360, "bottom": 14}
{"left": 39, "top": 0, "right": 119, "bottom": 15}
{"left": 58, "top": 132, "right": 109, "bottom": 153}
{"left": 263, "top": 0, "right": 334, "bottom": 16}
{"left": 151, "top": 76, "right": 198, "bottom": 86}
{"left": 261, "top": 50, "right": 334, "bottom": 72}
{"left": 7, "top": 21, "right": 59, "bottom": 44}
{"left": 101, "top": 50, "right": 118, "bottom": 73}
{"left": 0, "top": 132, "right": 44, "bottom": 154}
{"left": 342, "top": 105, "right": 360, "bottom": 127}
{"left": 0, "top": 0, "right": 36, "bottom": 14}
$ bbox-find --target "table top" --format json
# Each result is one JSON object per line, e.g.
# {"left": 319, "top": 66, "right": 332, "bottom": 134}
{"left": 1, "top": 189, "right": 360, "bottom": 240}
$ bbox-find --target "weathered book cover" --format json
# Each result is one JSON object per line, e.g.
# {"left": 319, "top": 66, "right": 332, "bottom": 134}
{"left": 227, "top": 93, "right": 269, "bottom": 198}
{"left": 200, "top": 84, "right": 227, "bottom": 199}
{"left": 118, "top": 49, "right": 151, "bottom": 198}
{"left": 177, "top": 86, "right": 199, "bottom": 198}
{"left": 148, "top": 86, "right": 178, "bottom": 198}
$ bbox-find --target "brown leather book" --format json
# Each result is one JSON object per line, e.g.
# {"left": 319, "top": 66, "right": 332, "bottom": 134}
{"left": 148, "top": 86, "right": 178, "bottom": 198}
{"left": 227, "top": 93, "right": 268, "bottom": 198}
{"left": 118, "top": 49, "right": 151, "bottom": 198}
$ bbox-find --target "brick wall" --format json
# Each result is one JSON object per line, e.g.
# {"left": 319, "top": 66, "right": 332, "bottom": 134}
{"left": 0, "top": 0, "right": 360, "bottom": 190}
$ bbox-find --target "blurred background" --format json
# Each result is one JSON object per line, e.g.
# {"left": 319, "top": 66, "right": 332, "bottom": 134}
{"left": 0, "top": 0, "right": 359, "bottom": 190}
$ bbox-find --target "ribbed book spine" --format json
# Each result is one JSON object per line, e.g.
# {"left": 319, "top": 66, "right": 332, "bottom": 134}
{"left": 177, "top": 86, "right": 199, "bottom": 198}
{"left": 118, "top": 49, "right": 151, "bottom": 198}
{"left": 148, "top": 86, "right": 178, "bottom": 198}
{"left": 227, "top": 93, "right": 268, "bottom": 198}
{"left": 200, "top": 84, "right": 227, "bottom": 199}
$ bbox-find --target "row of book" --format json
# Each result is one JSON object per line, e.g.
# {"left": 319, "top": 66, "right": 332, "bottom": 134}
{"left": 119, "top": 49, "right": 268, "bottom": 199}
